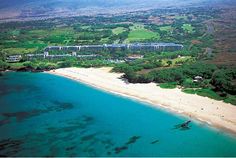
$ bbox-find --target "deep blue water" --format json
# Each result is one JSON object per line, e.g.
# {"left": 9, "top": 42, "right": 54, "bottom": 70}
{"left": 0, "top": 72, "right": 236, "bottom": 157}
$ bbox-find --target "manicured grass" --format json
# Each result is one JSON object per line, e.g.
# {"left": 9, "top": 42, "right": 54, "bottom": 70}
{"left": 159, "top": 26, "right": 173, "bottom": 32}
{"left": 195, "top": 88, "right": 223, "bottom": 101}
{"left": 10, "top": 30, "right": 20, "bottom": 36}
{"left": 182, "top": 24, "right": 194, "bottom": 33}
{"left": 162, "top": 56, "right": 194, "bottom": 66}
{"left": 129, "top": 24, "right": 145, "bottom": 30}
{"left": 50, "top": 28, "right": 75, "bottom": 36}
{"left": 182, "top": 88, "right": 223, "bottom": 101}
{"left": 174, "top": 15, "right": 188, "bottom": 20}
{"left": 112, "top": 27, "right": 126, "bottom": 35}
{"left": 127, "top": 29, "right": 160, "bottom": 42}
{"left": 183, "top": 89, "right": 236, "bottom": 105}
{"left": 28, "top": 29, "right": 48, "bottom": 35}
{"left": 182, "top": 88, "right": 196, "bottom": 94}
{"left": 3, "top": 48, "right": 38, "bottom": 54}
{"left": 160, "top": 82, "right": 177, "bottom": 89}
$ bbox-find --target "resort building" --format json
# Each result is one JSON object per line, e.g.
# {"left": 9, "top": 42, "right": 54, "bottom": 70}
{"left": 126, "top": 54, "right": 144, "bottom": 61}
{"left": 44, "top": 43, "right": 184, "bottom": 52}
{"left": 6, "top": 55, "right": 22, "bottom": 63}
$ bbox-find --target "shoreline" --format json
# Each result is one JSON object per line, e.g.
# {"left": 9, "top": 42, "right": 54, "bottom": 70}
{"left": 47, "top": 67, "right": 236, "bottom": 136}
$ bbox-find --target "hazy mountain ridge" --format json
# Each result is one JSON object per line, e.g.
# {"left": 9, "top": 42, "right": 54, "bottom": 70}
{"left": 0, "top": 0, "right": 234, "bottom": 21}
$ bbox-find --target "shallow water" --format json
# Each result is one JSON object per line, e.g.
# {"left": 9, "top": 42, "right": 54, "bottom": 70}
{"left": 0, "top": 72, "right": 236, "bottom": 156}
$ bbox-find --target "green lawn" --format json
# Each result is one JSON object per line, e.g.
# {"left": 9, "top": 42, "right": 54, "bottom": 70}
{"left": 10, "top": 30, "right": 20, "bottom": 36}
{"left": 195, "top": 88, "right": 223, "bottom": 100}
{"left": 174, "top": 15, "right": 188, "bottom": 20}
{"left": 182, "top": 24, "right": 194, "bottom": 33}
{"left": 182, "top": 88, "right": 224, "bottom": 100}
{"left": 159, "top": 26, "right": 173, "bottom": 32}
{"left": 28, "top": 29, "right": 48, "bottom": 35}
{"left": 112, "top": 27, "right": 126, "bottom": 35}
{"left": 2, "top": 48, "right": 38, "bottom": 54}
{"left": 129, "top": 23, "right": 145, "bottom": 30}
{"left": 160, "top": 82, "right": 177, "bottom": 89}
{"left": 182, "top": 88, "right": 196, "bottom": 94}
{"left": 127, "top": 29, "right": 160, "bottom": 42}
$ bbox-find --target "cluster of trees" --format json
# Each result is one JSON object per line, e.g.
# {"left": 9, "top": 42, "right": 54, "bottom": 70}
{"left": 0, "top": 60, "right": 8, "bottom": 71}
{"left": 89, "top": 23, "right": 131, "bottom": 30}
{"left": 113, "top": 61, "right": 236, "bottom": 96}
{"left": 149, "top": 63, "right": 217, "bottom": 84}
{"left": 78, "top": 30, "right": 113, "bottom": 41}
{"left": 109, "top": 31, "right": 129, "bottom": 43}
{"left": 113, "top": 58, "right": 162, "bottom": 73}
{"left": 211, "top": 69, "right": 236, "bottom": 95}
{"left": 23, "top": 61, "right": 57, "bottom": 71}
{"left": 114, "top": 62, "right": 216, "bottom": 83}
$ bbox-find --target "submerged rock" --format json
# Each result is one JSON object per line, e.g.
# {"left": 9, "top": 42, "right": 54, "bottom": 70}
{"left": 0, "top": 138, "right": 23, "bottom": 156}
{"left": 125, "top": 136, "right": 141, "bottom": 145}
{"left": 81, "top": 133, "right": 97, "bottom": 142}
{"left": 151, "top": 140, "right": 159, "bottom": 144}
{"left": 114, "top": 146, "right": 128, "bottom": 154}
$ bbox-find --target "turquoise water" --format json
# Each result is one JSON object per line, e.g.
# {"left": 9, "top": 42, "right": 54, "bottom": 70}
{"left": 0, "top": 72, "right": 236, "bottom": 157}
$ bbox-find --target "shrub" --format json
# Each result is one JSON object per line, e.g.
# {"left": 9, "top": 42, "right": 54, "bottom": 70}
{"left": 160, "top": 82, "right": 177, "bottom": 89}
{"left": 195, "top": 88, "right": 223, "bottom": 101}
{"left": 224, "top": 95, "right": 236, "bottom": 105}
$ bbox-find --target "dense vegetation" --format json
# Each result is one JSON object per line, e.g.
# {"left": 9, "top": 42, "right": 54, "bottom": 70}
{"left": 0, "top": 6, "right": 235, "bottom": 105}
{"left": 112, "top": 62, "right": 236, "bottom": 105}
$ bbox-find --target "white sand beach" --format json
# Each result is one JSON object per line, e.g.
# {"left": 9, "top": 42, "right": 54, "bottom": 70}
{"left": 48, "top": 67, "right": 236, "bottom": 134}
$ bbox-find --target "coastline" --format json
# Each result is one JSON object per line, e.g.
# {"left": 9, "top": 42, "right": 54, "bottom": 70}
{"left": 47, "top": 67, "right": 236, "bottom": 135}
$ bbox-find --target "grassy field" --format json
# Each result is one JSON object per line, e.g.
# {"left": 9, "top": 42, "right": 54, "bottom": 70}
{"left": 182, "top": 88, "right": 223, "bottom": 100}
{"left": 182, "top": 24, "right": 194, "bottom": 33}
{"left": 126, "top": 24, "right": 160, "bottom": 42}
{"left": 159, "top": 26, "right": 173, "bottom": 32}
{"left": 128, "top": 30, "right": 159, "bottom": 41}
{"left": 112, "top": 27, "right": 126, "bottom": 35}
{"left": 159, "top": 82, "right": 177, "bottom": 89}
{"left": 174, "top": 15, "right": 188, "bottom": 20}
{"left": 2, "top": 48, "right": 38, "bottom": 55}
{"left": 182, "top": 88, "right": 236, "bottom": 105}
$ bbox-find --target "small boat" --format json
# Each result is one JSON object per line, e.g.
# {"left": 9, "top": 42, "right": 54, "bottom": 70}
{"left": 181, "top": 120, "right": 191, "bottom": 128}
{"left": 173, "top": 120, "right": 191, "bottom": 130}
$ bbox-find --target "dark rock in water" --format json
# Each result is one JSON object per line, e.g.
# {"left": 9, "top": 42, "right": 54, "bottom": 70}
{"left": 125, "top": 136, "right": 141, "bottom": 145}
{"left": 65, "top": 146, "right": 76, "bottom": 151}
{"left": 2, "top": 110, "right": 43, "bottom": 122}
{"left": 82, "top": 116, "right": 94, "bottom": 123}
{"left": 2, "top": 102, "right": 74, "bottom": 124}
{"left": 15, "top": 67, "right": 30, "bottom": 72}
{"left": 31, "top": 69, "right": 44, "bottom": 73}
{"left": 81, "top": 133, "right": 97, "bottom": 142}
{"left": 114, "top": 146, "right": 128, "bottom": 154}
{"left": 151, "top": 140, "right": 159, "bottom": 144}
{"left": 0, "top": 119, "right": 10, "bottom": 127}
{"left": 51, "top": 101, "right": 74, "bottom": 111}
{"left": 0, "top": 138, "right": 23, "bottom": 155}
{"left": 112, "top": 135, "right": 141, "bottom": 155}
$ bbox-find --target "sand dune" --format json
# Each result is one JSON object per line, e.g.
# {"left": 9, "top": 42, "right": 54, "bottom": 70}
{"left": 48, "top": 67, "right": 236, "bottom": 134}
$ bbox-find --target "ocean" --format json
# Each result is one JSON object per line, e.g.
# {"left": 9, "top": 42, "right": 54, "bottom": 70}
{"left": 0, "top": 72, "right": 236, "bottom": 156}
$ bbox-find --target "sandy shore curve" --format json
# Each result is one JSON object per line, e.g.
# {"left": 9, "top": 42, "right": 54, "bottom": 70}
{"left": 48, "top": 67, "right": 236, "bottom": 135}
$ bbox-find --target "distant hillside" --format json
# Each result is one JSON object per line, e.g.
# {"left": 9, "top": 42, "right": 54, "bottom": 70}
{"left": 0, "top": 0, "right": 234, "bottom": 21}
